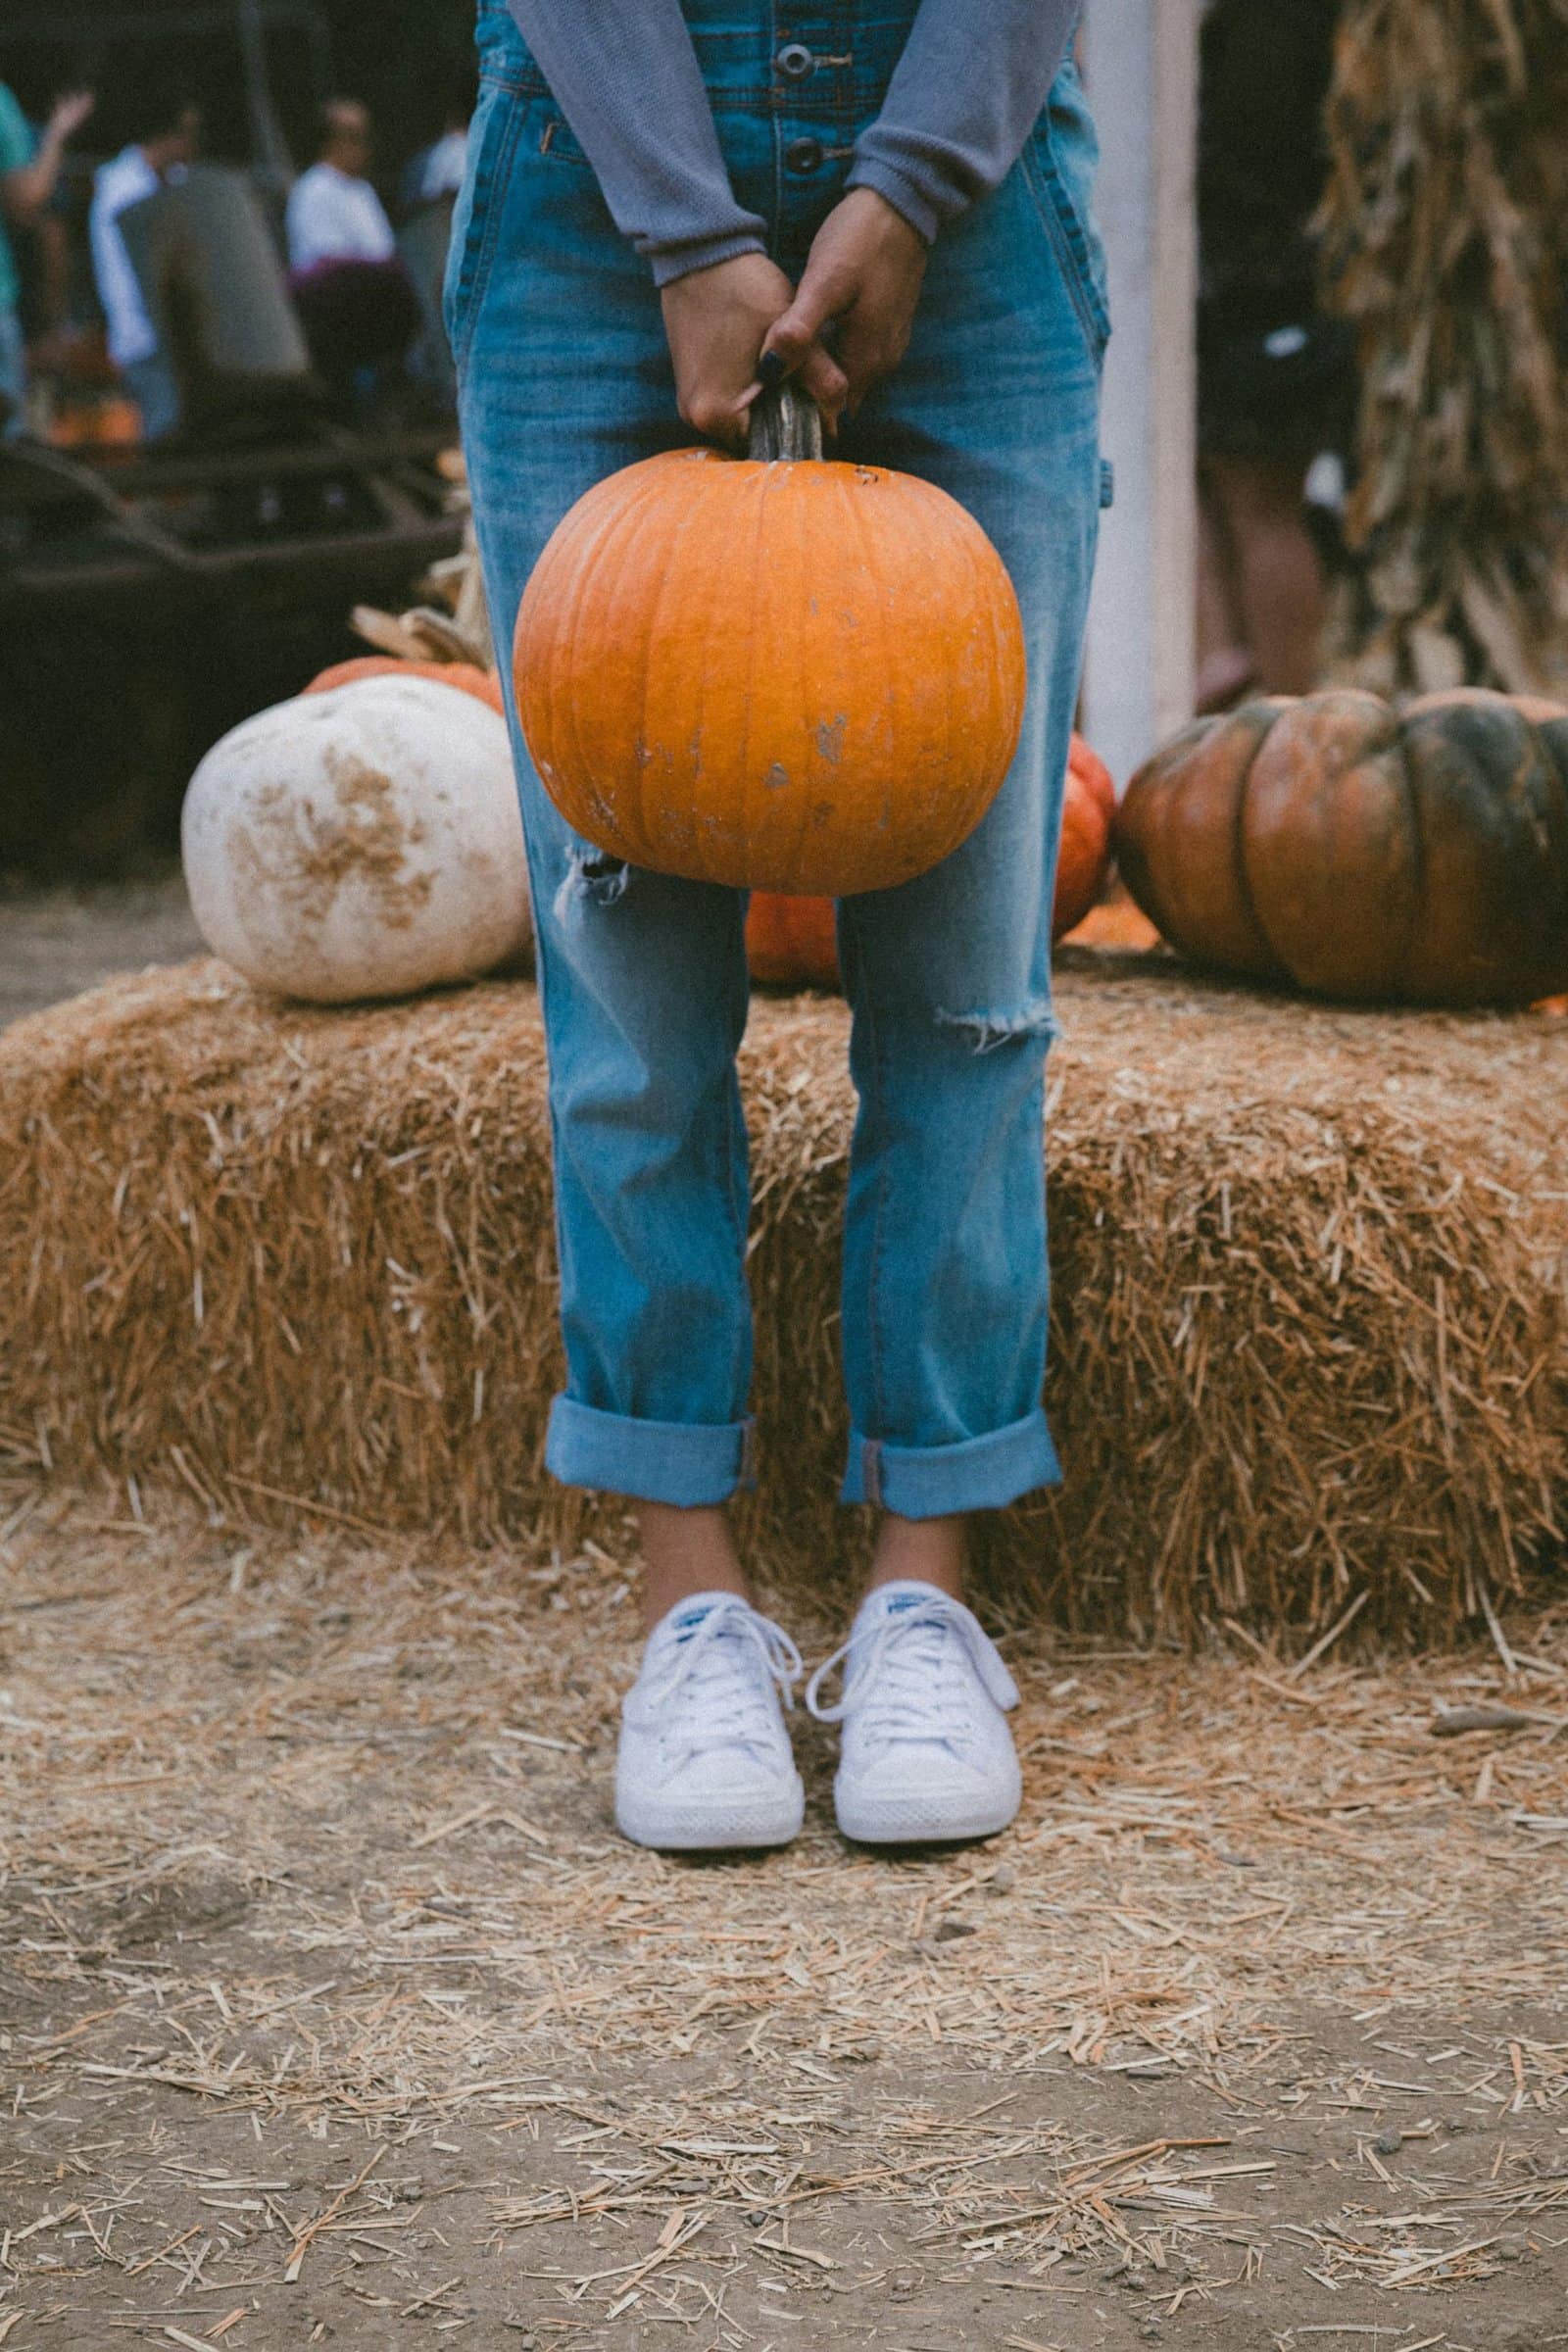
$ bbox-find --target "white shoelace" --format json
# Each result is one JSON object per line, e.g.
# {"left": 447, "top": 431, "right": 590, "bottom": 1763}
{"left": 805, "top": 1592, "right": 1018, "bottom": 1749}
{"left": 642, "top": 1599, "right": 803, "bottom": 1767}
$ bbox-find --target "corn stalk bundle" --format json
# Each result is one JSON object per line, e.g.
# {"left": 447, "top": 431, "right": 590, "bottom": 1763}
{"left": 1318, "top": 0, "right": 1568, "bottom": 696}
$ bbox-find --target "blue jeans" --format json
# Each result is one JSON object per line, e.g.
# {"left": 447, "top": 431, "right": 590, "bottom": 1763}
{"left": 450, "top": 0, "right": 1107, "bottom": 1517}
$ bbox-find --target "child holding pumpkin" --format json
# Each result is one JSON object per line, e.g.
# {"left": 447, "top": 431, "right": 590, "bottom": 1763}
{"left": 450, "top": 0, "right": 1107, "bottom": 1849}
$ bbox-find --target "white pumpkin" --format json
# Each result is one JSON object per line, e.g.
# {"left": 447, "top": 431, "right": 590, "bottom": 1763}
{"left": 181, "top": 676, "right": 531, "bottom": 1003}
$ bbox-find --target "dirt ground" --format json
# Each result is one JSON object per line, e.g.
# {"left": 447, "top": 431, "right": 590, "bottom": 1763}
{"left": 4, "top": 875, "right": 1568, "bottom": 2349}
{"left": 3, "top": 1488, "right": 1568, "bottom": 2352}
{"left": 0, "top": 866, "right": 203, "bottom": 1031}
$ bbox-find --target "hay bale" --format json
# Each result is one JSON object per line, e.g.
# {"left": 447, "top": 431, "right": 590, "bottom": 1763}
{"left": 1, "top": 953, "right": 1564, "bottom": 1644}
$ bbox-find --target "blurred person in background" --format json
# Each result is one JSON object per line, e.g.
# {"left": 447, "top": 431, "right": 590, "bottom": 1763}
{"left": 286, "top": 99, "right": 396, "bottom": 272}
{"left": 0, "top": 83, "right": 95, "bottom": 435}
{"left": 405, "top": 97, "right": 469, "bottom": 215}
{"left": 1195, "top": 0, "right": 1352, "bottom": 709}
{"left": 286, "top": 98, "right": 419, "bottom": 416}
{"left": 89, "top": 93, "right": 202, "bottom": 443}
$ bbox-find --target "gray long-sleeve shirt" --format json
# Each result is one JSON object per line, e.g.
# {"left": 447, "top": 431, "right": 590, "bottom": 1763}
{"left": 508, "top": 2, "right": 1081, "bottom": 285}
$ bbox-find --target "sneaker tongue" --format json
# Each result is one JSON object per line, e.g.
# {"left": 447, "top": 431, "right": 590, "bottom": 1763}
{"left": 865, "top": 1582, "right": 947, "bottom": 1625}
{"left": 671, "top": 1602, "right": 717, "bottom": 1642}
{"left": 853, "top": 1584, "right": 952, "bottom": 1665}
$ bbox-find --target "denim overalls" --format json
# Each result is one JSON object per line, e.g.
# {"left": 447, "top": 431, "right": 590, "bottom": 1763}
{"left": 448, "top": 1, "right": 1108, "bottom": 1518}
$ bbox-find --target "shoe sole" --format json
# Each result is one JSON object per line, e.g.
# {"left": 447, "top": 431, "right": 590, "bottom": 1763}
{"left": 834, "top": 1787, "right": 1021, "bottom": 1847}
{"left": 616, "top": 1779, "right": 805, "bottom": 1853}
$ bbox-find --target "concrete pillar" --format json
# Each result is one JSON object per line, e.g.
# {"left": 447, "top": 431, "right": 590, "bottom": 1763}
{"left": 1080, "top": 0, "right": 1201, "bottom": 786}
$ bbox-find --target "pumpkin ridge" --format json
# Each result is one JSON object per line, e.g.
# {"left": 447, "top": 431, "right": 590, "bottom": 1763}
{"left": 1229, "top": 701, "right": 1292, "bottom": 978}
{"left": 522, "top": 528, "right": 565, "bottom": 828}
{"left": 536, "top": 466, "right": 637, "bottom": 795}
{"left": 1112, "top": 721, "right": 1193, "bottom": 951}
{"left": 595, "top": 458, "right": 700, "bottom": 866}
{"left": 946, "top": 483, "right": 986, "bottom": 860}
{"left": 1246, "top": 693, "right": 1411, "bottom": 995}
{"left": 847, "top": 466, "right": 901, "bottom": 894}
{"left": 883, "top": 463, "right": 945, "bottom": 860}
{"left": 1530, "top": 713, "right": 1568, "bottom": 988}
{"left": 686, "top": 451, "right": 761, "bottom": 874}
{"left": 560, "top": 477, "right": 644, "bottom": 859}
{"left": 624, "top": 459, "right": 713, "bottom": 869}
{"left": 1391, "top": 713, "right": 1429, "bottom": 1003}
{"left": 734, "top": 462, "right": 778, "bottom": 880}
{"left": 536, "top": 472, "right": 599, "bottom": 848}
{"left": 608, "top": 460, "right": 689, "bottom": 862}
{"left": 530, "top": 466, "right": 644, "bottom": 852}
{"left": 770, "top": 466, "right": 829, "bottom": 887}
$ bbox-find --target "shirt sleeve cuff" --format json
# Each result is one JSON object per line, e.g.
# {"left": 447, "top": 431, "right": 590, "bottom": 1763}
{"left": 648, "top": 229, "right": 768, "bottom": 288}
{"left": 844, "top": 157, "right": 943, "bottom": 246}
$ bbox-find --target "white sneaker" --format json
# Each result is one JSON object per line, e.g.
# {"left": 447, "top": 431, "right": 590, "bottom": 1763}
{"left": 806, "top": 1582, "right": 1022, "bottom": 1844}
{"left": 615, "top": 1593, "right": 806, "bottom": 1851}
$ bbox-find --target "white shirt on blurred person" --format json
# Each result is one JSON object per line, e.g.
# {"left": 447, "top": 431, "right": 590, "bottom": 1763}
{"left": 89, "top": 143, "right": 163, "bottom": 367}
{"left": 286, "top": 159, "right": 396, "bottom": 271}
{"left": 418, "top": 127, "right": 467, "bottom": 203}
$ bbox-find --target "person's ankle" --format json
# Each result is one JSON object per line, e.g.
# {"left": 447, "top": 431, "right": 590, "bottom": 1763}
{"left": 865, "top": 1512, "right": 967, "bottom": 1603}
{"left": 637, "top": 1499, "right": 750, "bottom": 1632}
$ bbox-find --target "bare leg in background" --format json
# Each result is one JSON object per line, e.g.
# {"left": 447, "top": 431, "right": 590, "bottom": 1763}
{"left": 1202, "top": 451, "right": 1326, "bottom": 697}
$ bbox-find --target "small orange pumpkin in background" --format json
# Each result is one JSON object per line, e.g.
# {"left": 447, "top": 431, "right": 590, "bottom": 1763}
{"left": 745, "top": 892, "right": 841, "bottom": 988}
{"left": 304, "top": 656, "right": 504, "bottom": 713}
{"left": 745, "top": 732, "right": 1116, "bottom": 989}
{"left": 48, "top": 395, "right": 143, "bottom": 452}
{"left": 514, "top": 387, "right": 1026, "bottom": 899}
{"left": 1052, "top": 733, "right": 1116, "bottom": 942}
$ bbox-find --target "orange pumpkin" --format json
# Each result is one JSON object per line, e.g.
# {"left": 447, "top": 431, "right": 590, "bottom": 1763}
{"left": 746, "top": 731, "right": 1115, "bottom": 989}
{"left": 1053, "top": 733, "right": 1117, "bottom": 941}
{"left": 305, "top": 657, "right": 505, "bottom": 714}
{"left": 1065, "top": 895, "right": 1161, "bottom": 953}
{"left": 514, "top": 387, "right": 1026, "bottom": 898}
{"left": 1068, "top": 733, "right": 1115, "bottom": 821}
{"left": 745, "top": 892, "right": 840, "bottom": 988}
{"left": 49, "top": 395, "right": 143, "bottom": 451}
{"left": 1116, "top": 687, "right": 1568, "bottom": 1004}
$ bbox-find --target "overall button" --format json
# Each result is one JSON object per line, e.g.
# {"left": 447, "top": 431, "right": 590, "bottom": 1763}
{"left": 776, "top": 41, "right": 814, "bottom": 78}
{"left": 784, "top": 135, "right": 824, "bottom": 174}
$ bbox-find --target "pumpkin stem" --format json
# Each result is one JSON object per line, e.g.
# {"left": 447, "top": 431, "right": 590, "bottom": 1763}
{"left": 748, "top": 382, "right": 824, "bottom": 463}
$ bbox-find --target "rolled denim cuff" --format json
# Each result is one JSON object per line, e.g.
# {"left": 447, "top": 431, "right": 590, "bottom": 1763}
{"left": 840, "top": 1408, "right": 1061, "bottom": 1518}
{"left": 546, "top": 1395, "right": 756, "bottom": 1505}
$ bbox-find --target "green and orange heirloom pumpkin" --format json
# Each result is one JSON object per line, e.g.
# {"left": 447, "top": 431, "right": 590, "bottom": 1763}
{"left": 1117, "top": 687, "right": 1568, "bottom": 1006}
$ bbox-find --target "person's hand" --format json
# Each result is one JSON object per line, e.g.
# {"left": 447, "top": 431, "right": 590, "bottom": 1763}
{"left": 761, "top": 188, "right": 927, "bottom": 415}
{"left": 48, "top": 90, "right": 96, "bottom": 143}
{"left": 661, "top": 252, "right": 847, "bottom": 451}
